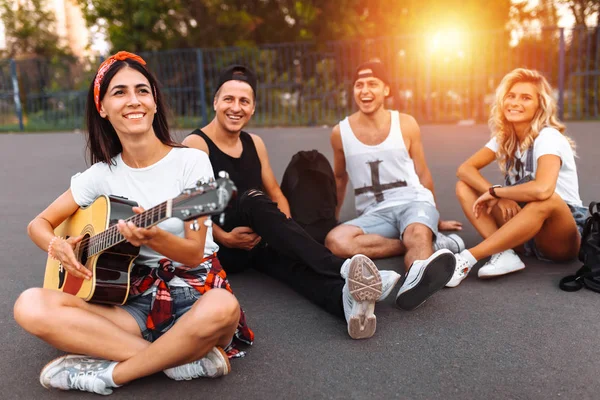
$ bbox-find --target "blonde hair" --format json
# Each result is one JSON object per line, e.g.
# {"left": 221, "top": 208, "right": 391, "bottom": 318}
{"left": 488, "top": 68, "right": 574, "bottom": 174}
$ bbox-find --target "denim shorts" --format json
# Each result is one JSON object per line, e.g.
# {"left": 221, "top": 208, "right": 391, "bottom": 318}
{"left": 344, "top": 201, "right": 439, "bottom": 239}
{"left": 524, "top": 204, "right": 588, "bottom": 261}
{"left": 119, "top": 286, "right": 200, "bottom": 342}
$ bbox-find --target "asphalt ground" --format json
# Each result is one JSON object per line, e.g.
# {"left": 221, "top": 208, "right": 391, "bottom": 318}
{"left": 1, "top": 122, "right": 599, "bottom": 399}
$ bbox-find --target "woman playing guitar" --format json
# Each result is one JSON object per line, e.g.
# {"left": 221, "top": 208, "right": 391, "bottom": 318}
{"left": 14, "top": 51, "right": 253, "bottom": 395}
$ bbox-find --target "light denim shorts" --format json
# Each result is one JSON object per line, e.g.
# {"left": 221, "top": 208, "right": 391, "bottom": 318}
{"left": 344, "top": 201, "right": 439, "bottom": 239}
{"left": 120, "top": 286, "right": 200, "bottom": 342}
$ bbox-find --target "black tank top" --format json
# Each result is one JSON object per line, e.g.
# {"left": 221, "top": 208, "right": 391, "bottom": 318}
{"left": 188, "top": 129, "right": 263, "bottom": 231}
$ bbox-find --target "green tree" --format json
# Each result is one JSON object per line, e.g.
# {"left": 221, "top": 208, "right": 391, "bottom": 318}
{"left": 76, "top": 0, "right": 522, "bottom": 51}
{"left": 517, "top": 0, "right": 600, "bottom": 117}
{"left": 0, "top": 0, "right": 70, "bottom": 58}
{"left": 77, "top": 0, "right": 190, "bottom": 52}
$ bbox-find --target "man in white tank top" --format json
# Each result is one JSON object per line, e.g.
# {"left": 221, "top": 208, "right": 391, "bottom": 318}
{"left": 325, "top": 61, "right": 465, "bottom": 311}
{"left": 184, "top": 65, "right": 403, "bottom": 340}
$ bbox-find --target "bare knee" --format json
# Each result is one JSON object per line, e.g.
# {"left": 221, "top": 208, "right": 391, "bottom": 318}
{"left": 403, "top": 224, "right": 433, "bottom": 248}
{"left": 188, "top": 289, "right": 240, "bottom": 338}
{"left": 325, "top": 226, "right": 358, "bottom": 258}
{"left": 14, "top": 288, "right": 54, "bottom": 335}
{"left": 523, "top": 193, "right": 564, "bottom": 217}
{"left": 455, "top": 180, "right": 477, "bottom": 205}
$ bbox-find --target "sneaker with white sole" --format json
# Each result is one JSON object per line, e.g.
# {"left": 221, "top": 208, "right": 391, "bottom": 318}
{"left": 340, "top": 257, "right": 399, "bottom": 302}
{"left": 164, "top": 347, "right": 231, "bottom": 380}
{"left": 39, "top": 355, "right": 117, "bottom": 396}
{"left": 434, "top": 233, "right": 466, "bottom": 254}
{"left": 478, "top": 249, "right": 525, "bottom": 278}
{"left": 378, "top": 270, "right": 402, "bottom": 302}
{"left": 446, "top": 252, "right": 473, "bottom": 288}
{"left": 395, "top": 249, "right": 455, "bottom": 310}
{"left": 342, "top": 254, "right": 382, "bottom": 339}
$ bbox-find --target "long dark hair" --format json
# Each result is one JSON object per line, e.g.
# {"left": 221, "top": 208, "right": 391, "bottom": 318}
{"left": 84, "top": 59, "right": 180, "bottom": 165}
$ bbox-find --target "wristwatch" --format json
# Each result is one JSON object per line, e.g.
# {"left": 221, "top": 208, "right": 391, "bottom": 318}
{"left": 489, "top": 185, "right": 502, "bottom": 199}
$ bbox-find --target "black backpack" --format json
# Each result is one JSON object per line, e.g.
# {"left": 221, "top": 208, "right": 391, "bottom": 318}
{"left": 559, "top": 202, "right": 600, "bottom": 293}
{"left": 280, "top": 150, "right": 339, "bottom": 244}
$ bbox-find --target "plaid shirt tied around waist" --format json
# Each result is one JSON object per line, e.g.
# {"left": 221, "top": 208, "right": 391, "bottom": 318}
{"left": 129, "top": 253, "right": 253, "bottom": 358}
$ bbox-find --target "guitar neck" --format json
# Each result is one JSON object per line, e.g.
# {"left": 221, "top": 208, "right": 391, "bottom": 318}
{"left": 89, "top": 200, "right": 171, "bottom": 255}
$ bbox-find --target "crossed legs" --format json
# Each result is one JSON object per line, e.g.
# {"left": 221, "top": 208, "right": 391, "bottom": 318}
{"left": 13, "top": 287, "right": 239, "bottom": 385}
{"left": 456, "top": 180, "right": 580, "bottom": 262}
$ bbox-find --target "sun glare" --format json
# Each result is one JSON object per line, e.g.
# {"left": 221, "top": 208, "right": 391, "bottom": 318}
{"left": 428, "top": 31, "right": 464, "bottom": 54}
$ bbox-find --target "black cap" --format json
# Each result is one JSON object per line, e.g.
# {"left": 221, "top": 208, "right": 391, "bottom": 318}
{"left": 353, "top": 61, "right": 390, "bottom": 86}
{"left": 214, "top": 65, "right": 257, "bottom": 97}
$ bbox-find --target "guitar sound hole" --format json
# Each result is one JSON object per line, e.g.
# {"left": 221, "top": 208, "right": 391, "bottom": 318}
{"left": 57, "top": 233, "right": 91, "bottom": 290}
{"left": 79, "top": 234, "right": 91, "bottom": 266}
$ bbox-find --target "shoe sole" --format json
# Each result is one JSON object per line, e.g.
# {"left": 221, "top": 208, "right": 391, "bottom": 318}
{"left": 478, "top": 263, "right": 526, "bottom": 279}
{"left": 40, "top": 355, "right": 81, "bottom": 389}
{"left": 213, "top": 347, "right": 231, "bottom": 376}
{"left": 448, "top": 234, "right": 466, "bottom": 253}
{"left": 347, "top": 255, "right": 382, "bottom": 340}
{"left": 395, "top": 252, "right": 455, "bottom": 311}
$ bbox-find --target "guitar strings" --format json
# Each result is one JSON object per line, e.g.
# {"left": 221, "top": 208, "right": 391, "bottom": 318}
{"left": 72, "top": 182, "right": 220, "bottom": 256}
{"left": 76, "top": 202, "right": 168, "bottom": 255}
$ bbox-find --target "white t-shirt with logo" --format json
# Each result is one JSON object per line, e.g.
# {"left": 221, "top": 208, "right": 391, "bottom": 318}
{"left": 70, "top": 147, "right": 219, "bottom": 287}
{"left": 485, "top": 127, "right": 582, "bottom": 207}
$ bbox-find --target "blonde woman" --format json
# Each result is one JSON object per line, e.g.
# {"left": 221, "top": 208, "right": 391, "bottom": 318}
{"left": 447, "top": 68, "right": 587, "bottom": 287}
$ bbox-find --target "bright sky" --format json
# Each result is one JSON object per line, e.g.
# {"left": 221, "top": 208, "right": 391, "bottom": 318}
{"left": 556, "top": 3, "right": 575, "bottom": 27}
{"left": 527, "top": 0, "right": 597, "bottom": 27}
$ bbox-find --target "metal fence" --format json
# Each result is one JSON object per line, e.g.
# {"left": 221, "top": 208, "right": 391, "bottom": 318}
{"left": 1, "top": 27, "right": 599, "bottom": 132}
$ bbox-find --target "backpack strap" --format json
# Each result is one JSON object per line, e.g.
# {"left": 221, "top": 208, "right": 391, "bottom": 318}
{"left": 560, "top": 265, "right": 596, "bottom": 292}
{"left": 559, "top": 273, "right": 584, "bottom": 292}
{"left": 589, "top": 201, "right": 599, "bottom": 215}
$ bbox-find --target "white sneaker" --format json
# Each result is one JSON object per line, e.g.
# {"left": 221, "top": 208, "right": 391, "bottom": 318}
{"left": 395, "top": 249, "right": 455, "bottom": 310}
{"left": 164, "top": 347, "right": 230, "bottom": 380}
{"left": 340, "top": 258, "right": 402, "bottom": 302}
{"left": 446, "top": 252, "right": 473, "bottom": 288}
{"left": 434, "top": 233, "right": 466, "bottom": 254}
{"left": 40, "top": 355, "right": 117, "bottom": 395}
{"left": 342, "top": 254, "right": 382, "bottom": 339}
{"left": 378, "top": 270, "right": 402, "bottom": 302}
{"left": 478, "top": 250, "right": 525, "bottom": 278}
{"left": 341, "top": 258, "right": 398, "bottom": 302}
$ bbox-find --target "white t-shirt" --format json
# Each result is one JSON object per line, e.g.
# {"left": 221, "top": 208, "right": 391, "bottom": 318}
{"left": 70, "top": 147, "right": 219, "bottom": 287}
{"left": 485, "top": 127, "right": 582, "bottom": 207}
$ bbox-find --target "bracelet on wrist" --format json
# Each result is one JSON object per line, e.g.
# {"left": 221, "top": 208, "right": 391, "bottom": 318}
{"left": 47, "top": 236, "right": 63, "bottom": 260}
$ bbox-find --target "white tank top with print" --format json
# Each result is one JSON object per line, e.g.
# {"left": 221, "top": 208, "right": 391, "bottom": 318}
{"left": 339, "top": 110, "right": 435, "bottom": 215}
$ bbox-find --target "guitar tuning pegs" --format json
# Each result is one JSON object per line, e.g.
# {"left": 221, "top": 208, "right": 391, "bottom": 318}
{"left": 195, "top": 177, "right": 211, "bottom": 187}
{"left": 218, "top": 171, "right": 229, "bottom": 179}
{"left": 189, "top": 219, "right": 200, "bottom": 231}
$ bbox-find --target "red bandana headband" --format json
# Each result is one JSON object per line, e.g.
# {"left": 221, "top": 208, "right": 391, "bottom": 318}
{"left": 93, "top": 51, "right": 149, "bottom": 113}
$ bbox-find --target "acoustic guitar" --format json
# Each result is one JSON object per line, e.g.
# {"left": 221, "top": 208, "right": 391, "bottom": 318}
{"left": 43, "top": 176, "right": 236, "bottom": 305}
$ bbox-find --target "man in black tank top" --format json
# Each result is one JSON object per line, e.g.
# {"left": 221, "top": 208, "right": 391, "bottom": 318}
{"left": 183, "top": 65, "right": 404, "bottom": 340}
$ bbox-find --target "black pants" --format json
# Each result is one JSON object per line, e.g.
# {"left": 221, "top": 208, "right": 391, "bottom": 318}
{"left": 217, "top": 190, "right": 345, "bottom": 318}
